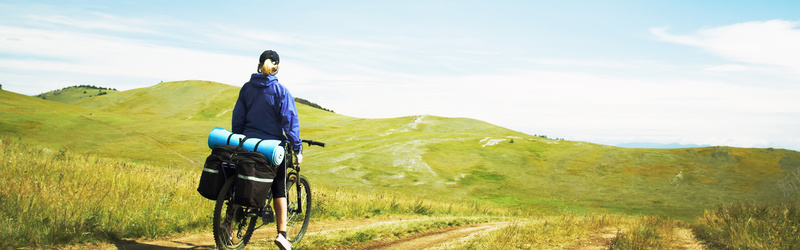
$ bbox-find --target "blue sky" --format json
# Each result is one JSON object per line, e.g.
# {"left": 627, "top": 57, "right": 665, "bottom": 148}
{"left": 1, "top": 0, "right": 799, "bottom": 150}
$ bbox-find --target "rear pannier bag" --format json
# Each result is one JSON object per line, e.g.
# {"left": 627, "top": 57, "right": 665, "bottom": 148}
{"left": 232, "top": 151, "right": 276, "bottom": 208}
{"left": 197, "top": 145, "right": 240, "bottom": 200}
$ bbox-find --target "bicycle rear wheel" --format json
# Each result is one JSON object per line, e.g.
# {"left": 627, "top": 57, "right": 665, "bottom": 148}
{"left": 213, "top": 177, "right": 258, "bottom": 250}
{"left": 285, "top": 175, "right": 312, "bottom": 243}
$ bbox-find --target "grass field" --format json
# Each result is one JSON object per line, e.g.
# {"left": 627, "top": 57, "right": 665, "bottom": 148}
{"left": 0, "top": 138, "right": 507, "bottom": 248}
{"left": 2, "top": 81, "right": 800, "bottom": 248}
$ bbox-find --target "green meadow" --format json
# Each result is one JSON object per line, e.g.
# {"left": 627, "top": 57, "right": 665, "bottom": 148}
{"left": 35, "top": 85, "right": 119, "bottom": 104}
{"left": 2, "top": 80, "right": 799, "bottom": 248}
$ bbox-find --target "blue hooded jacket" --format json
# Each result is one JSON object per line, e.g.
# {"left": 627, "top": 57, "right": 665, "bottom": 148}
{"left": 232, "top": 73, "right": 302, "bottom": 153}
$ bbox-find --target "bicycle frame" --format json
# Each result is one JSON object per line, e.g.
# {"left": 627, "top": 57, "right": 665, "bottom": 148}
{"left": 283, "top": 139, "right": 323, "bottom": 214}
{"left": 286, "top": 165, "right": 303, "bottom": 214}
{"left": 260, "top": 139, "right": 323, "bottom": 225}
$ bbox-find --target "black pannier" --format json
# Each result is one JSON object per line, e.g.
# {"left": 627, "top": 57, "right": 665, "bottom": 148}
{"left": 197, "top": 145, "right": 240, "bottom": 200}
{"left": 232, "top": 151, "right": 276, "bottom": 208}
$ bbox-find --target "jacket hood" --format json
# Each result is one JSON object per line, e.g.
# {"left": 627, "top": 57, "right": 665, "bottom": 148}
{"left": 248, "top": 73, "right": 278, "bottom": 88}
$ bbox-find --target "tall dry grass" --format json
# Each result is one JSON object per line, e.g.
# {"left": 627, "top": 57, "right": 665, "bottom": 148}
{"left": 609, "top": 215, "right": 686, "bottom": 249}
{"left": 433, "top": 214, "right": 696, "bottom": 249}
{"left": 433, "top": 214, "right": 627, "bottom": 249}
{"left": 0, "top": 138, "right": 211, "bottom": 248}
{"left": 692, "top": 202, "right": 800, "bottom": 249}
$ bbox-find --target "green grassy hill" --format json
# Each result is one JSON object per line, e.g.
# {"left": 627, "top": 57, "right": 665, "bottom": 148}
{"left": 35, "top": 85, "right": 118, "bottom": 104}
{"left": 3, "top": 81, "right": 799, "bottom": 221}
{"left": 72, "top": 81, "right": 239, "bottom": 121}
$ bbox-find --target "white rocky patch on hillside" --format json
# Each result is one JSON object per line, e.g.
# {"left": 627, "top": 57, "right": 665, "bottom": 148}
{"left": 481, "top": 136, "right": 524, "bottom": 147}
{"left": 389, "top": 139, "right": 438, "bottom": 177}
{"left": 480, "top": 137, "right": 506, "bottom": 147}
{"left": 381, "top": 115, "right": 426, "bottom": 136}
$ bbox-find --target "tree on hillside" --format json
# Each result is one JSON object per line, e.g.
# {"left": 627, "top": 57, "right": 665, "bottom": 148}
{"left": 0, "top": 83, "right": 3, "bottom": 90}
{"left": 295, "top": 97, "right": 335, "bottom": 113}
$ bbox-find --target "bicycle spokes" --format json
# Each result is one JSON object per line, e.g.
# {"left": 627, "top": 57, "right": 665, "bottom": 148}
{"left": 213, "top": 177, "right": 257, "bottom": 249}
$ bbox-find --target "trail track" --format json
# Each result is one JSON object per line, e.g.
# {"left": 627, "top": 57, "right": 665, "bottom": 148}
{"left": 568, "top": 228, "right": 622, "bottom": 250}
{"left": 360, "top": 222, "right": 509, "bottom": 250}
{"left": 72, "top": 218, "right": 505, "bottom": 250}
{"left": 674, "top": 228, "right": 706, "bottom": 250}
{"left": 74, "top": 219, "right": 705, "bottom": 249}
{"left": 93, "top": 217, "right": 399, "bottom": 249}
{"left": 568, "top": 227, "right": 706, "bottom": 250}
{"left": 87, "top": 217, "right": 495, "bottom": 250}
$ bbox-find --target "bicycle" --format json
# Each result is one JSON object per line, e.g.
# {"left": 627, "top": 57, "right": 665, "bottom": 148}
{"left": 212, "top": 139, "right": 325, "bottom": 250}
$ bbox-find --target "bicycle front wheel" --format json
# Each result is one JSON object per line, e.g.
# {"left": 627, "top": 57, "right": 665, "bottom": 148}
{"left": 213, "top": 177, "right": 258, "bottom": 250}
{"left": 285, "top": 175, "right": 312, "bottom": 243}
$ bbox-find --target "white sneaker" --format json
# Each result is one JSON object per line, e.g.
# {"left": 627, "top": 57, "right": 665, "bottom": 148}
{"left": 274, "top": 234, "right": 292, "bottom": 250}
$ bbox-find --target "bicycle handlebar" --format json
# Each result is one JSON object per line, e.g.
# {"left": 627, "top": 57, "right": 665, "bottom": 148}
{"left": 302, "top": 139, "right": 325, "bottom": 147}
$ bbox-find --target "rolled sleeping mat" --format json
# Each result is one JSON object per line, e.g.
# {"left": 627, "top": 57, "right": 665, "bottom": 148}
{"left": 207, "top": 127, "right": 285, "bottom": 166}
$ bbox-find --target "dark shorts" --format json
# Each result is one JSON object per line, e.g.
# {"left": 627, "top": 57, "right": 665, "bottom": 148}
{"left": 271, "top": 157, "right": 287, "bottom": 198}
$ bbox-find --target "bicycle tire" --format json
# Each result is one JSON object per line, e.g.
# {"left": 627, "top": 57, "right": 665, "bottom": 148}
{"left": 285, "top": 174, "right": 312, "bottom": 243}
{"left": 213, "top": 176, "right": 258, "bottom": 250}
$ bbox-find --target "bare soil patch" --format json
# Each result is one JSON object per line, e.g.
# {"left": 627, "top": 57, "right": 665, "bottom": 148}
{"left": 674, "top": 228, "right": 706, "bottom": 250}
{"left": 359, "top": 222, "right": 508, "bottom": 250}
{"left": 568, "top": 228, "right": 622, "bottom": 250}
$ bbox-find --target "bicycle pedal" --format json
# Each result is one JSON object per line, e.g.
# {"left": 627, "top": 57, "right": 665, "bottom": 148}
{"left": 262, "top": 210, "right": 274, "bottom": 224}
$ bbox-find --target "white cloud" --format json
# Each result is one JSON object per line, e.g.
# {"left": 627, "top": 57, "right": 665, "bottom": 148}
{"left": 0, "top": 25, "right": 254, "bottom": 91}
{"left": 651, "top": 20, "right": 800, "bottom": 77}
{"left": 26, "top": 13, "right": 157, "bottom": 34}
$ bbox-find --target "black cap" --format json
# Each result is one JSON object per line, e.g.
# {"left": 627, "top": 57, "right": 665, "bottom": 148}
{"left": 260, "top": 50, "right": 280, "bottom": 65}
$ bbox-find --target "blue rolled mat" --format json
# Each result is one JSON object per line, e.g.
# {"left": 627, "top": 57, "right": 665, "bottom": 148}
{"left": 207, "top": 127, "right": 285, "bottom": 166}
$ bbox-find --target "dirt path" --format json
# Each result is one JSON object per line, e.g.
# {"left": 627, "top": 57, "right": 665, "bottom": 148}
{"left": 67, "top": 220, "right": 708, "bottom": 250}
{"left": 674, "top": 228, "right": 706, "bottom": 250}
{"left": 85, "top": 216, "right": 431, "bottom": 249}
{"left": 568, "top": 228, "right": 623, "bottom": 250}
{"left": 358, "top": 222, "right": 509, "bottom": 250}
{"left": 567, "top": 227, "right": 706, "bottom": 250}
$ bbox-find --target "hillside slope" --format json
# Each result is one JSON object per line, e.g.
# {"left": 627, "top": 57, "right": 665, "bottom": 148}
{"left": 73, "top": 81, "right": 240, "bottom": 121}
{"left": 3, "top": 82, "right": 800, "bottom": 219}
{"left": 1, "top": 88, "right": 223, "bottom": 167}
{"left": 35, "top": 86, "right": 118, "bottom": 104}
